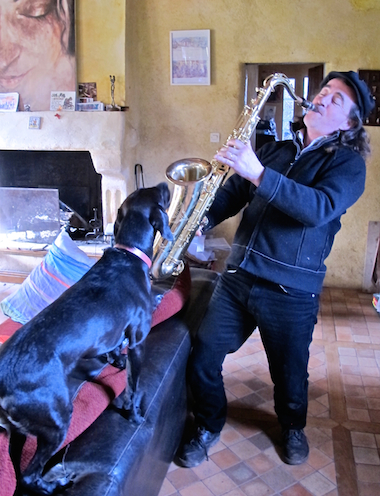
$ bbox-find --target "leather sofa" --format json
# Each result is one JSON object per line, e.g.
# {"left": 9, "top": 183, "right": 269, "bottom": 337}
{"left": 30, "top": 267, "right": 219, "bottom": 496}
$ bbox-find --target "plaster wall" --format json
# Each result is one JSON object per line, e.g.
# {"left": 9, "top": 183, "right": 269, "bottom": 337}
{"left": 76, "top": 0, "right": 126, "bottom": 107}
{"left": 77, "top": 0, "right": 380, "bottom": 288}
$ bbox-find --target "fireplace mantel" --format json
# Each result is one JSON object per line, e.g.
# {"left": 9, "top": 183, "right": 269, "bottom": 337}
{"left": 0, "top": 111, "right": 138, "bottom": 228}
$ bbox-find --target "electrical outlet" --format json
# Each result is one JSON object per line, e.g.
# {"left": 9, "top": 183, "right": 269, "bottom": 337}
{"left": 210, "top": 132, "right": 220, "bottom": 143}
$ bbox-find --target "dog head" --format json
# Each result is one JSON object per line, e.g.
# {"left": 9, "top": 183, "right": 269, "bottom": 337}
{"left": 114, "top": 182, "right": 173, "bottom": 246}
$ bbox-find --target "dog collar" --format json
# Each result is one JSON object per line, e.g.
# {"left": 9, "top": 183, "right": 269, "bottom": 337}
{"left": 114, "top": 244, "right": 152, "bottom": 269}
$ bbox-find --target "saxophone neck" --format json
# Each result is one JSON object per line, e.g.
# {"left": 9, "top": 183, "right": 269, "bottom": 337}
{"left": 257, "top": 73, "right": 316, "bottom": 112}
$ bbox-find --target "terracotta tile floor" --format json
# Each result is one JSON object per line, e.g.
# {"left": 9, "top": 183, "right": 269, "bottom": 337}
{"left": 2, "top": 282, "right": 380, "bottom": 495}
{"left": 159, "top": 287, "right": 380, "bottom": 496}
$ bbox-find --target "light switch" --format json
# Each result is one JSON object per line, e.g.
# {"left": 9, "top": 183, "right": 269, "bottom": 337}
{"left": 210, "top": 133, "right": 220, "bottom": 143}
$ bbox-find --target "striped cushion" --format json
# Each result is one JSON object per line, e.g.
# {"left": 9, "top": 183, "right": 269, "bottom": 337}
{"left": 0, "top": 231, "right": 95, "bottom": 325}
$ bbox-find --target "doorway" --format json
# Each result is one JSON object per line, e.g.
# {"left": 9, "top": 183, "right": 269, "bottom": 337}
{"left": 245, "top": 63, "right": 324, "bottom": 149}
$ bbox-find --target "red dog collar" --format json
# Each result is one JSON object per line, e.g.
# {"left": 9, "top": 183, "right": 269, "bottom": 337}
{"left": 114, "top": 244, "right": 152, "bottom": 269}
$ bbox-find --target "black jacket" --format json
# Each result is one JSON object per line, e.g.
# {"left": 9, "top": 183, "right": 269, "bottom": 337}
{"left": 206, "top": 131, "right": 366, "bottom": 294}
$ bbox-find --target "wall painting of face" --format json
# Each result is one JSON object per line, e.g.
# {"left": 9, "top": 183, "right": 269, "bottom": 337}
{"left": 0, "top": 0, "right": 76, "bottom": 111}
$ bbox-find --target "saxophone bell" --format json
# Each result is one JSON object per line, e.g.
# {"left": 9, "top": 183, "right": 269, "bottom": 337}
{"left": 151, "top": 158, "right": 212, "bottom": 280}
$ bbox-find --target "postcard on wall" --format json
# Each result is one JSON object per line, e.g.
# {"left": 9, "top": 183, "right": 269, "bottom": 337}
{"left": 50, "top": 91, "right": 76, "bottom": 111}
{"left": 28, "top": 116, "right": 41, "bottom": 129}
{"left": 170, "top": 30, "right": 210, "bottom": 85}
{"left": 0, "top": 93, "right": 19, "bottom": 112}
{"left": 78, "top": 82, "right": 97, "bottom": 100}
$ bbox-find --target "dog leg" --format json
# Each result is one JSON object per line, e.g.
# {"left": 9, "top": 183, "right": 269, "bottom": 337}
{"left": 9, "top": 429, "right": 27, "bottom": 495}
{"left": 19, "top": 411, "right": 73, "bottom": 495}
{"left": 21, "top": 430, "right": 73, "bottom": 495}
{"left": 123, "top": 343, "right": 145, "bottom": 424}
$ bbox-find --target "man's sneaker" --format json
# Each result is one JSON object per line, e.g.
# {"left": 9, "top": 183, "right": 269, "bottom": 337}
{"left": 282, "top": 429, "right": 309, "bottom": 465}
{"left": 176, "top": 426, "right": 220, "bottom": 468}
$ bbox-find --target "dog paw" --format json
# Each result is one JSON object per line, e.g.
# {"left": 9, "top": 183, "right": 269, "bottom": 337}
{"left": 108, "top": 397, "right": 144, "bottom": 424}
{"left": 121, "top": 400, "right": 144, "bottom": 424}
{"left": 105, "top": 346, "right": 127, "bottom": 370}
{"left": 111, "top": 355, "right": 127, "bottom": 370}
{"left": 125, "top": 409, "right": 145, "bottom": 424}
{"left": 22, "top": 473, "right": 73, "bottom": 495}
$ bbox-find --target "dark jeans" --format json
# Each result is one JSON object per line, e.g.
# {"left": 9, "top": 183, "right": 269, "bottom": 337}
{"left": 188, "top": 267, "right": 319, "bottom": 433}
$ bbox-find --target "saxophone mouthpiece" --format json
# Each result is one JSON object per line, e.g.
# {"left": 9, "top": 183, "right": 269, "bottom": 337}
{"left": 301, "top": 99, "right": 317, "bottom": 112}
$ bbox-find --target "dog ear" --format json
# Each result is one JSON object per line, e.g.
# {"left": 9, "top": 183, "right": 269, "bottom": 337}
{"left": 157, "top": 182, "right": 171, "bottom": 209}
{"left": 114, "top": 209, "right": 122, "bottom": 237}
{"left": 114, "top": 212, "right": 121, "bottom": 237}
{"left": 149, "top": 208, "right": 173, "bottom": 241}
{"left": 114, "top": 202, "right": 127, "bottom": 237}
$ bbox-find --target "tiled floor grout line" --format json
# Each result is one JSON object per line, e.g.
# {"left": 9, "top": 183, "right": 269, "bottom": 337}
{"left": 321, "top": 335, "right": 359, "bottom": 496}
{"left": 323, "top": 342, "right": 347, "bottom": 424}
{"left": 320, "top": 292, "right": 355, "bottom": 496}
{"left": 333, "top": 425, "right": 359, "bottom": 496}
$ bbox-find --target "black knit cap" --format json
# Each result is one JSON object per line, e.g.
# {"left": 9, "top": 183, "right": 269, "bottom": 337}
{"left": 321, "top": 71, "right": 375, "bottom": 120}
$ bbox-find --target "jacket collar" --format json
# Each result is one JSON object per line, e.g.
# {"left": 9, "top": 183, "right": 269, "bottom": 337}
{"left": 290, "top": 121, "right": 340, "bottom": 159}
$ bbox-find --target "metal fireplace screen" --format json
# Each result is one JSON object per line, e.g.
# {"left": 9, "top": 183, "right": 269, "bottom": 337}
{"left": 0, "top": 187, "right": 60, "bottom": 244}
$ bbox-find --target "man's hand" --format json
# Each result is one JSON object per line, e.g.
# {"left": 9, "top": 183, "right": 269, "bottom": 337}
{"left": 195, "top": 216, "right": 209, "bottom": 236}
{"left": 214, "top": 139, "right": 265, "bottom": 187}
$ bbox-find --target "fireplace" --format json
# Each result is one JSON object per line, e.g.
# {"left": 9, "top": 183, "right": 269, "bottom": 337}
{"left": 0, "top": 111, "right": 136, "bottom": 233}
{"left": 0, "top": 150, "right": 103, "bottom": 238}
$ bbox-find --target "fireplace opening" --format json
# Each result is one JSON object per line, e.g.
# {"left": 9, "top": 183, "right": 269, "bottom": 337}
{"left": 0, "top": 150, "right": 103, "bottom": 240}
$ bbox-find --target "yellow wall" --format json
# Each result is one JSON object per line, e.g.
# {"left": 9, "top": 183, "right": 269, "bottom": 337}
{"left": 77, "top": 0, "right": 380, "bottom": 289}
{"left": 76, "top": 0, "right": 126, "bottom": 107}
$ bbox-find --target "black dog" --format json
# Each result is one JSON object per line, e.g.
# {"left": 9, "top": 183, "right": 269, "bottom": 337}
{"left": 0, "top": 183, "right": 173, "bottom": 495}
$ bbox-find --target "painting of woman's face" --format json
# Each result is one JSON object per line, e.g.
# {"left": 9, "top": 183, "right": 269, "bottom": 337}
{"left": 0, "top": 0, "right": 76, "bottom": 110}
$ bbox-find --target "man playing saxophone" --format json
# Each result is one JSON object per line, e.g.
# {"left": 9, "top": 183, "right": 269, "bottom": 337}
{"left": 177, "top": 71, "right": 374, "bottom": 467}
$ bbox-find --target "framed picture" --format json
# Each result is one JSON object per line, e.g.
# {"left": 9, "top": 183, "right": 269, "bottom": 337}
{"left": 78, "top": 82, "right": 97, "bottom": 100}
{"left": 50, "top": 91, "right": 76, "bottom": 111}
{"left": 0, "top": 93, "right": 19, "bottom": 112}
{"left": 28, "top": 117, "right": 41, "bottom": 129}
{"left": 170, "top": 30, "right": 210, "bottom": 86}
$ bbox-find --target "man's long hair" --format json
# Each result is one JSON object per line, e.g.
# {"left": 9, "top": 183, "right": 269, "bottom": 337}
{"left": 295, "top": 105, "right": 371, "bottom": 160}
{"left": 340, "top": 104, "right": 371, "bottom": 159}
{"left": 321, "top": 76, "right": 371, "bottom": 160}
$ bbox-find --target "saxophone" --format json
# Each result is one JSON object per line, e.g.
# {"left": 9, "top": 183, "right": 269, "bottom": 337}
{"left": 151, "top": 73, "right": 315, "bottom": 280}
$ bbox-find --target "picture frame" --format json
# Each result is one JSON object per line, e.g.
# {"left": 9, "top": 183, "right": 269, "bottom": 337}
{"left": 170, "top": 30, "right": 210, "bottom": 86}
{"left": 0, "top": 93, "right": 19, "bottom": 112}
{"left": 50, "top": 91, "right": 76, "bottom": 111}
{"left": 78, "top": 82, "right": 97, "bottom": 100}
{"left": 28, "top": 116, "right": 41, "bottom": 129}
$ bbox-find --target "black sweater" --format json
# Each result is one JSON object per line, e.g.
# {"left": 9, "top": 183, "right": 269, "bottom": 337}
{"left": 207, "top": 132, "right": 366, "bottom": 294}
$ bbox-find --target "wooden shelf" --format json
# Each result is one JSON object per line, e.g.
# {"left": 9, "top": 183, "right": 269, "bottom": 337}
{"left": 0, "top": 245, "right": 102, "bottom": 284}
{"left": 0, "top": 271, "right": 29, "bottom": 283}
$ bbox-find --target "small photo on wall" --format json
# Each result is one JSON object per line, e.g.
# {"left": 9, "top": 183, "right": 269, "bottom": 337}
{"left": 50, "top": 91, "right": 76, "bottom": 111}
{"left": 78, "top": 82, "right": 97, "bottom": 100}
{"left": 28, "top": 117, "right": 41, "bottom": 129}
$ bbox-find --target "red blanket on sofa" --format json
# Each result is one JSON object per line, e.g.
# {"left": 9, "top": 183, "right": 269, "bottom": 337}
{"left": 0, "top": 265, "right": 191, "bottom": 496}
